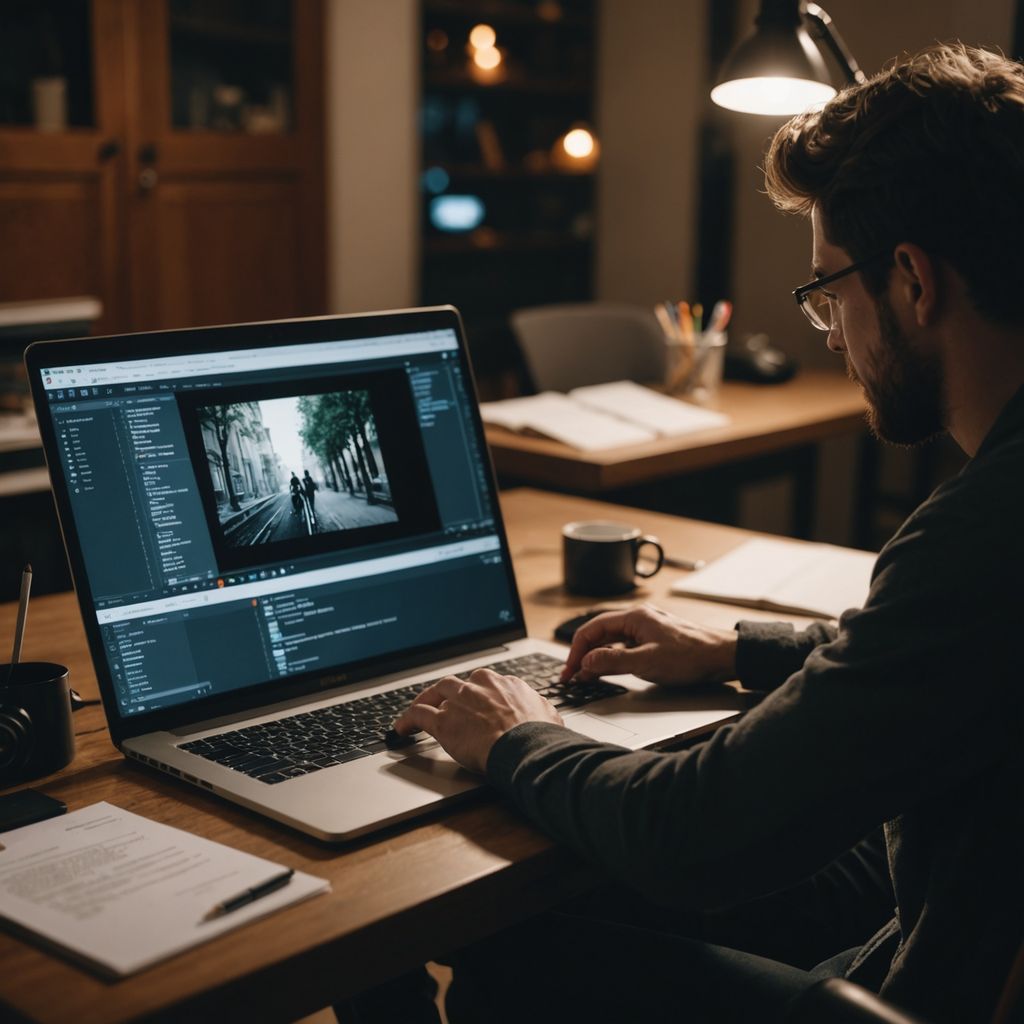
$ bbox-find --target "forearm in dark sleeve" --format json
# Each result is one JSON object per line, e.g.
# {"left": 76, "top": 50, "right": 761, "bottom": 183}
{"left": 735, "top": 620, "right": 837, "bottom": 691}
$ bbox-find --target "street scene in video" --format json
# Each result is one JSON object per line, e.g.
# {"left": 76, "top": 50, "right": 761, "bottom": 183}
{"left": 197, "top": 390, "right": 397, "bottom": 547}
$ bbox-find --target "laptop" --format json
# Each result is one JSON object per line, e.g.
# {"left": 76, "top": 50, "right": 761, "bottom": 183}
{"left": 26, "top": 307, "right": 738, "bottom": 842}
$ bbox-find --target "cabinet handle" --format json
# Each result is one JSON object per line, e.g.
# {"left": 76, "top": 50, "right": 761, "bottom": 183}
{"left": 97, "top": 139, "right": 120, "bottom": 162}
{"left": 138, "top": 167, "right": 159, "bottom": 191}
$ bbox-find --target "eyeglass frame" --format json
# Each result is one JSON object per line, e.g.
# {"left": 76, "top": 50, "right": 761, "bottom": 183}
{"left": 793, "top": 249, "right": 892, "bottom": 331}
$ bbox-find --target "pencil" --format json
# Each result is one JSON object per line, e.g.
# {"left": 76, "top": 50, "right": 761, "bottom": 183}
{"left": 8, "top": 564, "right": 32, "bottom": 684}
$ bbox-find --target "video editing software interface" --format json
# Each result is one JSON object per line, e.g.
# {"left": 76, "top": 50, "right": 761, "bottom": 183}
{"left": 38, "top": 328, "right": 517, "bottom": 720}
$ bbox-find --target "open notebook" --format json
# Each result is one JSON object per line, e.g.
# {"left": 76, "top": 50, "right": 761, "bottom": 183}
{"left": 670, "top": 537, "right": 876, "bottom": 620}
{"left": 480, "top": 380, "right": 729, "bottom": 451}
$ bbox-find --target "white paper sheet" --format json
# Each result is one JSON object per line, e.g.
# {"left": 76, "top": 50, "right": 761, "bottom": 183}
{"left": 480, "top": 391, "right": 656, "bottom": 450}
{"left": 670, "top": 538, "right": 876, "bottom": 620}
{"left": 0, "top": 802, "right": 329, "bottom": 977}
{"left": 569, "top": 380, "right": 729, "bottom": 435}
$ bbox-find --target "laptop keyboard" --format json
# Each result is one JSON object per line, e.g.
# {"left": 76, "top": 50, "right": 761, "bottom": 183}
{"left": 178, "top": 653, "right": 627, "bottom": 785}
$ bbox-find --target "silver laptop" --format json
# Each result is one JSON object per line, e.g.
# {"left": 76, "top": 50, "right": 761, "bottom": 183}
{"left": 27, "top": 308, "right": 737, "bottom": 842}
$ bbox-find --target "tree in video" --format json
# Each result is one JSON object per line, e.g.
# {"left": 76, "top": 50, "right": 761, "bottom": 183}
{"left": 197, "top": 390, "right": 397, "bottom": 549}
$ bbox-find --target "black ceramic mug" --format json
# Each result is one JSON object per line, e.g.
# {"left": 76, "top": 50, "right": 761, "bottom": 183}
{"left": 562, "top": 520, "right": 665, "bottom": 597}
{"left": 0, "top": 662, "right": 75, "bottom": 785}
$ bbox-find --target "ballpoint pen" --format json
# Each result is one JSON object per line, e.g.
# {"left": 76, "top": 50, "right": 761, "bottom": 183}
{"left": 202, "top": 868, "right": 295, "bottom": 921}
{"left": 664, "top": 556, "right": 706, "bottom": 571}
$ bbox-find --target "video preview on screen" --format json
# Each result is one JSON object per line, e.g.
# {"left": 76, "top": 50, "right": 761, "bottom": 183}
{"left": 196, "top": 390, "right": 399, "bottom": 548}
{"left": 178, "top": 371, "right": 441, "bottom": 571}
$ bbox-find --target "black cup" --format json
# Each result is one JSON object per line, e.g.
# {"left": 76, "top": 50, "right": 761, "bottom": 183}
{"left": 562, "top": 520, "right": 665, "bottom": 597}
{"left": 0, "top": 662, "right": 75, "bottom": 785}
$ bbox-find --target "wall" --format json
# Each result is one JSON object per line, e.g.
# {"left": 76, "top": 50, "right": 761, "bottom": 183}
{"left": 594, "top": 0, "right": 707, "bottom": 306}
{"left": 324, "top": 0, "right": 419, "bottom": 314}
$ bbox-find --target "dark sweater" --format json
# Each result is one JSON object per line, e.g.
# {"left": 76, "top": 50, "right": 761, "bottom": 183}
{"left": 488, "top": 388, "right": 1024, "bottom": 1023}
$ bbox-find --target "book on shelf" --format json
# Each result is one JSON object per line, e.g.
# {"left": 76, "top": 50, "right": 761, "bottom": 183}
{"left": 670, "top": 537, "right": 876, "bottom": 621}
{"left": 479, "top": 380, "right": 729, "bottom": 451}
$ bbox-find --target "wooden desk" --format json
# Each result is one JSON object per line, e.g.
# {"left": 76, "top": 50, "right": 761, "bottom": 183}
{"left": 486, "top": 371, "right": 866, "bottom": 539}
{"left": 0, "top": 489, "right": 809, "bottom": 1024}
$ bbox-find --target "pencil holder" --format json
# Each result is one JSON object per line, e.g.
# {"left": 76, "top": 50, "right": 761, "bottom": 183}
{"left": 666, "top": 330, "right": 727, "bottom": 406}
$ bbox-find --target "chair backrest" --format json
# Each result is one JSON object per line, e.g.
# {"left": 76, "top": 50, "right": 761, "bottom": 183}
{"left": 510, "top": 303, "right": 667, "bottom": 392}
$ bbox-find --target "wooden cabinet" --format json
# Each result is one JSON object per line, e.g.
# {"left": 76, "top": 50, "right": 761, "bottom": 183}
{"left": 0, "top": 0, "right": 325, "bottom": 336}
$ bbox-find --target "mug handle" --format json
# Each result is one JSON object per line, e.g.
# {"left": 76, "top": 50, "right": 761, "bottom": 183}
{"left": 634, "top": 535, "right": 664, "bottom": 578}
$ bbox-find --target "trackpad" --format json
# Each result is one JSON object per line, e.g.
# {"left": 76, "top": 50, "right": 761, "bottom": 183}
{"left": 566, "top": 713, "right": 638, "bottom": 744}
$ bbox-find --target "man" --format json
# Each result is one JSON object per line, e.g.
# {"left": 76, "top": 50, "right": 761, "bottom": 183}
{"left": 391, "top": 43, "right": 1024, "bottom": 1023}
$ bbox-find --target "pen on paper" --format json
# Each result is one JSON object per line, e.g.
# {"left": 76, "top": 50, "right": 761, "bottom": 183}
{"left": 201, "top": 868, "right": 295, "bottom": 922}
{"left": 664, "top": 556, "right": 707, "bottom": 572}
{"left": 7, "top": 564, "right": 32, "bottom": 685}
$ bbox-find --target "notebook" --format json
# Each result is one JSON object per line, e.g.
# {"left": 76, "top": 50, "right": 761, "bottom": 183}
{"left": 26, "top": 308, "right": 740, "bottom": 842}
{"left": 670, "top": 537, "right": 876, "bottom": 620}
{"left": 480, "top": 380, "right": 729, "bottom": 450}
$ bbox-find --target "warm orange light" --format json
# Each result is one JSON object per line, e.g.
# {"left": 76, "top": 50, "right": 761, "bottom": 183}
{"left": 536, "top": 1, "right": 563, "bottom": 22}
{"left": 469, "top": 23, "right": 496, "bottom": 50}
{"left": 563, "top": 128, "right": 594, "bottom": 159}
{"left": 473, "top": 46, "right": 502, "bottom": 71}
{"left": 552, "top": 125, "right": 599, "bottom": 171}
{"left": 426, "top": 28, "right": 449, "bottom": 53}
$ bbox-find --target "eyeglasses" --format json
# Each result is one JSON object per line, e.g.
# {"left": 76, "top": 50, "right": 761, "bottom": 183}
{"left": 793, "top": 251, "right": 891, "bottom": 331}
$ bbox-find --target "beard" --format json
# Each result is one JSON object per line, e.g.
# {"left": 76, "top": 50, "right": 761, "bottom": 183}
{"left": 847, "top": 293, "right": 946, "bottom": 446}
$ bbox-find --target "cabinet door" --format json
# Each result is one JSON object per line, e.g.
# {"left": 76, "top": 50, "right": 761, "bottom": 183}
{"left": 0, "top": 0, "right": 126, "bottom": 334}
{"left": 126, "top": 0, "right": 325, "bottom": 331}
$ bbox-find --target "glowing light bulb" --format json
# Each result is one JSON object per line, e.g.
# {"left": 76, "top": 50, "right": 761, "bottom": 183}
{"left": 710, "top": 77, "right": 835, "bottom": 115}
{"left": 469, "top": 24, "right": 496, "bottom": 50}
{"left": 473, "top": 46, "right": 502, "bottom": 71}
{"left": 562, "top": 128, "right": 594, "bottom": 159}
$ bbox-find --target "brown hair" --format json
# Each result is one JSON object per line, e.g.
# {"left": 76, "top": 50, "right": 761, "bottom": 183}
{"left": 764, "top": 42, "right": 1024, "bottom": 324}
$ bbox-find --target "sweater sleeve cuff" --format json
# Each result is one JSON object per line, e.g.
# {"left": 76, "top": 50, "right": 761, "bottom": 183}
{"left": 486, "top": 720, "right": 585, "bottom": 789}
{"left": 735, "top": 619, "right": 835, "bottom": 692}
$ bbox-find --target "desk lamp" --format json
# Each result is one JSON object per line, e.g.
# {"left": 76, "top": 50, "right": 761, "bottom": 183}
{"left": 711, "top": 0, "right": 865, "bottom": 115}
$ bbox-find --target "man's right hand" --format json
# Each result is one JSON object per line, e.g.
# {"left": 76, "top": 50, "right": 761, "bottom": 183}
{"left": 560, "top": 604, "right": 738, "bottom": 688}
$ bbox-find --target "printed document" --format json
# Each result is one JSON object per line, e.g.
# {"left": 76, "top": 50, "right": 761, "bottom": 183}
{"left": 0, "top": 802, "right": 329, "bottom": 977}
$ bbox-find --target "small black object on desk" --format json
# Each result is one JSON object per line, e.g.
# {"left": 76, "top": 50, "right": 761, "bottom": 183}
{"left": 724, "top": 333, "right": 796, "bottom": 384}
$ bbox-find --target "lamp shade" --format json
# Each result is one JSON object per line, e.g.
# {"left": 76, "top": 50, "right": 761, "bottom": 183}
{"left": 711, "top": 18, "right": 837, "bottom": 115}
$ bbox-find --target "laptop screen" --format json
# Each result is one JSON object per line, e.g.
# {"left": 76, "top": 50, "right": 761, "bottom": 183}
{"left": 32, "top": 314, "right": 521, "bottom": 729}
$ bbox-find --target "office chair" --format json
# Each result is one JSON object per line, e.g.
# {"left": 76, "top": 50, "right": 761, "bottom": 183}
{"left": 785, "top": 941, "right": 1024, "bottom": 1024}
{"left": 510, "top": 303, "right": 667, "bottom": 392}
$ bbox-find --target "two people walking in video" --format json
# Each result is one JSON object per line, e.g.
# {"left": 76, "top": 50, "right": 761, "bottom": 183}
{"left": 289, "top": 470, "right": 319, "bottom": 533}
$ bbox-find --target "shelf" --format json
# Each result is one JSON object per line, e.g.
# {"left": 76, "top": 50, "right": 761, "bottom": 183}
{"left": 425, "top": 232, "right": 590, "bottom": 254}
{"left": 424, "top": 0, "right": 592, "bottom": 29}
{"left": 424, "top": 68, "right": 590, "bottom": 96}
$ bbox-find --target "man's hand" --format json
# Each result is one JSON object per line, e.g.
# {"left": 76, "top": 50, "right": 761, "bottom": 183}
{"left": 392, "top": 668, "right": 564, "bottom": 774}
{"left": 560, "top": 604, "right": 738, "bottom": 688}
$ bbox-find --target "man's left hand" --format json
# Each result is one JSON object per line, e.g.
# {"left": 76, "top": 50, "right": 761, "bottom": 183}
{"left": 392, "top": 669, "right": 564, "bottom": 774}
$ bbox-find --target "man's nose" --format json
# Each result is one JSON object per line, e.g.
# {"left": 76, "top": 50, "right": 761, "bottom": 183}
{"left": 826, "top": 323, "right": 845, "bottom": 353}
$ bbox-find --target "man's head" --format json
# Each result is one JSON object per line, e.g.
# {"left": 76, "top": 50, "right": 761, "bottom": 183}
{"left": 765, "top": 43, "right": 1024, "bottom": 444}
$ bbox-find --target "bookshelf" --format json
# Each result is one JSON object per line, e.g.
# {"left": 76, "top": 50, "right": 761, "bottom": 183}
{"left": 419, "top": 0, "right": 598, "bottom": 397}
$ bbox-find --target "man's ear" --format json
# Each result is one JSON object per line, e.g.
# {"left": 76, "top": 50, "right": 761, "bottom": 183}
{"left": 891, "top": 243, "right": 939, "bottom": 327}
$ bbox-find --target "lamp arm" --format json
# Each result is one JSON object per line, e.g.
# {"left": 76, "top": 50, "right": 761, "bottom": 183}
{"left": 803, "top": 3, "right": 867, "bottom": 84}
